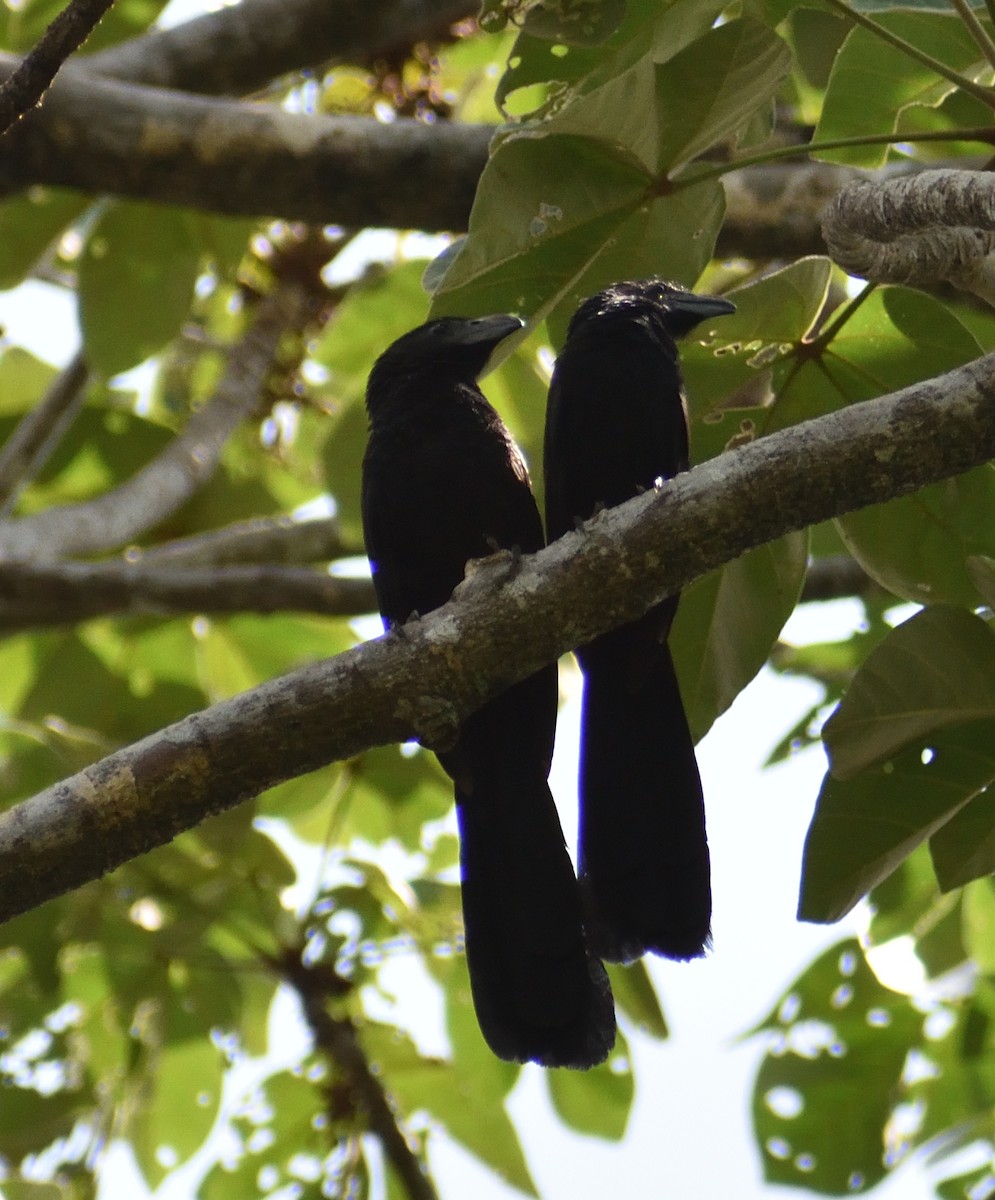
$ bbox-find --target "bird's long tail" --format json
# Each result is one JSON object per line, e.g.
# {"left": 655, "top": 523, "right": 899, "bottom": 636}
{"left": 449, "top": 688, "right": 615, "bottom": 1067}
{"left": 577, "top": 622, "right": 711, "bottom": 963}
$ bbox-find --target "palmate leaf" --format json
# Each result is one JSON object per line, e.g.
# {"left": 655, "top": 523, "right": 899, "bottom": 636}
{"left": 431, "top": 19, "right": 787, "bottom": 323}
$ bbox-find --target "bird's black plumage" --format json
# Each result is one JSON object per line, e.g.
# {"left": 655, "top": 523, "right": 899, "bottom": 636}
{"left": 544, "top": 280, "right": 735, "bottom": 963}
{"left": 362, "top": 314, "right": 615, "bottom": 1068}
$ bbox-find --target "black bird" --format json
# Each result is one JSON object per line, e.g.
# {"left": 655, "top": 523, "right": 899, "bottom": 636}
{"left": 361, "top": 314, "right": 615, "bottom": 1068}
{"left": 543, "top": 280, "right": 735, "bottom": 963}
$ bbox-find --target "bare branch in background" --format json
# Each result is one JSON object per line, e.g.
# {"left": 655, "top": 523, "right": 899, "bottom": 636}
{"left": 0, "top": 0, "right": 115, "bottom": 134}
{"left": 0, "top": 560, "right": 376, "bottom": 630}
{"left": 0, "top": 284, "right": 313, "bottom": 560}
{"left": 282, "top": 952, "right": 439, "bottom": 1200}
{"left": 799, "top": 555, "right": 877, "bottom": 604}
{"left": 134, "top": 514, "right": 357, "bottom": 567}
{"left": 0, "top": 59, "right": 489, "bottom": 231}
{"left": 85, "top": 0, "right": 476, "bottom": 95}
{"left": 1, "top": 349, "right": 994, "bottom": 924}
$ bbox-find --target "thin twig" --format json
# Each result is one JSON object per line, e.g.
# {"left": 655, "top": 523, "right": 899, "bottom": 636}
{"left": 0, "top": 0, "right": 117, "bottom": 134}
{"left": 282, "top": 955, "right": 438, "bottom": 1200}
{"left": 0, "top": 350, "right": 90, "bottom": 514}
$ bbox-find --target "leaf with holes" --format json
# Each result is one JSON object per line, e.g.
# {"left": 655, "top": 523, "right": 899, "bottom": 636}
{"left": 751, "top": 938, "right": 923, "bottom": 1194}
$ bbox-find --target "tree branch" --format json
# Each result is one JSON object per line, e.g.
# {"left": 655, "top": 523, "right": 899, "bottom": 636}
{"left": 0, "top": 58, "right": 489, "bottom": 230}
{"left": 0, "top": 284, "right": 312, "bottom": 560}
{"left": 133, "top": 515, "right": 357, "bottom": 567}
{"left": 84, "top": 0, "right": 476, "bottom": 95}
{"left": 1, "top": 351, "right": 994, "bottom": 924}
{"left": 282, "top": 954, "right": 437, "bottom": 1200}
{"left": 0, "top": 560, "right": 375, "bottom": 630}
{"left": 0, "top": 41, "right": 980, "bottom": 251}
{"left": 799, "top": 555, "right": 878, "bottom": 604}
{"left": 0, "top": 0, "right": 115, "bottom": 133}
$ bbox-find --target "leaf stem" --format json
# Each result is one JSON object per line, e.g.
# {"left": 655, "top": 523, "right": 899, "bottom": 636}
{"left": 681, "top": 126, "right": 995, "bottom": 183}
{"left": 948, "top": 0, "right": 995, "bottom": 70}
{"left": 809, "top": 281, "right": 878, "bottom": 351}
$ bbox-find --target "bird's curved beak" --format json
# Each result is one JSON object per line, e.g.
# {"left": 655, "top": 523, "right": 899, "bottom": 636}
{"left": 671, "top": 293, "right": 737, "bottom": 320}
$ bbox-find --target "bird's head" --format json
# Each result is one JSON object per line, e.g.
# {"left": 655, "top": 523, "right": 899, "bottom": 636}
{"left": 570, "top": 279, "right": 735, "bottom": 342}
{"left": 368, "top": 314, "right": 524, "bottom": 396}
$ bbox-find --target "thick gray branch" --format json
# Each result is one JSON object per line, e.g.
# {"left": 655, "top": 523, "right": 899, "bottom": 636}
{"left": 0, "top": 58, "right": 489, "bottom": 231}
{"left": 85, "top": 0, "right": 476, "bottom": 94}
{"left": 2, "top": 352, "right": 995, "bottom": 923}
{"left": 822, "top": 169, "right": 995, "bottom": 303}
{"left": 0, "top": 284, "right": 310, "bottom": 560}
{"left": 1, "top": 43, "right": 979, "bottom": 249}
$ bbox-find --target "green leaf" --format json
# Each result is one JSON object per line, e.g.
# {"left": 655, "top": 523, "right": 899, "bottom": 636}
{"left": 313, "top": 261, "right": 431, "bottom": 407}
{"left": 756, "top": 286, "right": 991, "bottom": 606}
{"left": 521, "top": 0, "right": 627, "bottom": 46}
{"left": 930, "top": 785, "right": 995, "bottom": 891}
{"left": 838, "top": 466, "right": 995, "bottom": 608}
{"left": 824, "top": 607, "right": 995, "bottom": 779}
{"left": 767, "top": 285, "right": 982, "bottom": 432}
{"left": 0, "top": 190, "right": 89, "bottom": 289}
{"left": 605, "top": 959, "right": 667, "bottom": 1038}
{"left": 415, "top": 956, "right": 535, "bottom": 1195}
{"left": 799, "top": 719, "right": 995, "bottom": 923}
{"left": 78, "top": 202, "right": 202, "bottom": 377}
{"left": 321, "top": 397, "right": 370, "bottom": 547}
{"left": 679, "top": 256, "right": 832, "bottom": 464}
{"left": 968, "top": 554, "right": 995, "bottom": 608}
{"left": 814, "top": 13, "right": 983, "bottom": 167}
{"left": 673, "top": 530, "right": 808, "bottom": 741}
{"left": 494, "top": 0, "right": 663, "bottom": 114}
{"left": 867, "top": 844, "right": 967, "bottom": 977}
{"left": 0, "top": 1084, "right": 82, "bottom": 1161}
{"left": 430, "top": 133, "right": 649, "bottom": 321}
{"left": 962, "top": 877, "right": 995, "bottom": 973}
{"left": 0, "top": 345, "right": 57, "bottom": 416}
{"left": 751, "top": 938, "right": 923, "bottom": 1194}
{"left": 546, "top": 1031, "right": 634, "bottom": 1139}
{"left": 655, "top": 19, "right": 791, "bottom": 172}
